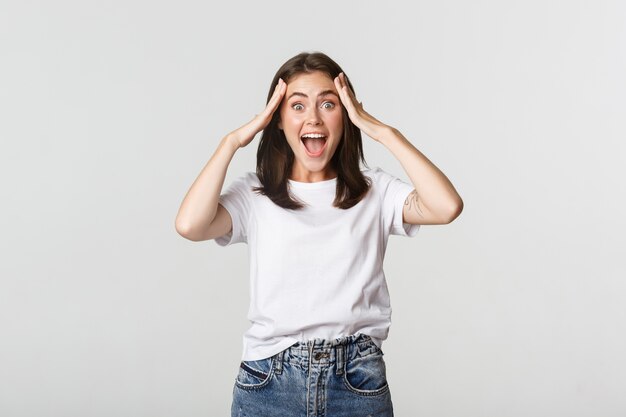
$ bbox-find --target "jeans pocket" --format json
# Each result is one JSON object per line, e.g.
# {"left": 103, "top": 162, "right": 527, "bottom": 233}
{"left": 343, "top": 351, "right": 390, "bottom": 396}
{"left": 235, "top": 357, "right": 274, "bottom": 390}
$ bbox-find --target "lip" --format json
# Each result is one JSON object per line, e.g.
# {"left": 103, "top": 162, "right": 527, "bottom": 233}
{"left": 300, "top": 131, "right": 327, "bottom": 137}
{"left": 301, "top": 136, "right": 328, "bottom": 158}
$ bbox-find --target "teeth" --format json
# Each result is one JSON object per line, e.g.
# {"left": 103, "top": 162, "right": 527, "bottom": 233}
{"left": 301, "top": 133, "right": 326, "bottom": 139}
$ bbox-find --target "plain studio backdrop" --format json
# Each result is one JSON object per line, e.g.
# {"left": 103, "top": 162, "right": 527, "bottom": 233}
{"left": 1, "top": 1, "right": 624, "bottom": 416}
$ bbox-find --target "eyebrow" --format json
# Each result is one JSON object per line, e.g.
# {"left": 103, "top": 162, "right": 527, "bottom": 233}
{"left": 287, "top": 90, "right": 338, "bottom": 100}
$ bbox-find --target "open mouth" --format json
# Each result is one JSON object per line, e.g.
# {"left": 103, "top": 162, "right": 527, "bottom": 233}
{"left": 300, "top": 133, "right": 327, "bottom": 157}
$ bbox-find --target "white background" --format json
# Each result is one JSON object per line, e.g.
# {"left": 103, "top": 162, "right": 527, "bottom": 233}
{"left": 1, "top": 1, "right": 625, "bottom": 416}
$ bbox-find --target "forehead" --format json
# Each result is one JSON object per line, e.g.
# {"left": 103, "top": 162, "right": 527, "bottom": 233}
{"left": 286, "top": 71, "right": 336, "bottom": 96}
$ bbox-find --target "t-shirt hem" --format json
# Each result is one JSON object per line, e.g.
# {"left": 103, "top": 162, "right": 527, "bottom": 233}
{"left": 241, "top": 332, "right": 388, "bottom": 361}
{"left": 214, "top": 199, "right": 239, "bottom": 246}
{"left": 393, "top": 185, "right": 420, "bottom": 237}
{"left": 241, "top": 337, "right": 300, "bottom": 361}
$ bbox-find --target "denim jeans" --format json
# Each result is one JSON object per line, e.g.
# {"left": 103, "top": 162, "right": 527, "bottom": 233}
{"left": 231, "top": 333, "right": 393, "bottom": 417}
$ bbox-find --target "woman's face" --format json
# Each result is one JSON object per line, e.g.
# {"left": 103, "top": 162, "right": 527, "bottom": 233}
{"left": 278, "top": 71, "right": 344, "bottom": 182}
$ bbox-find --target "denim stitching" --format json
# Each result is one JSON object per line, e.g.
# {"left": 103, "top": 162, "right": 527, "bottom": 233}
{"left": 235, "top": 358, "right": 275, "bottom": 390}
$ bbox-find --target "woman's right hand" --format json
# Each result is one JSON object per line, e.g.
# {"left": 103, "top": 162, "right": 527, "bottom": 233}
{"left": 228, "top": 78, "right": 287, "bottom": 149}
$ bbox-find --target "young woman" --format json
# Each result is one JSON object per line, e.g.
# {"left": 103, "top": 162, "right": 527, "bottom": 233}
{"left": 175, "top": 51, "right": 463, "bottom": 416}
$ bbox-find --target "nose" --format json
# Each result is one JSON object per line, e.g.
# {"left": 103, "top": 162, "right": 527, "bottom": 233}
{"left": 305, "top": 107, "right": 322, "bottom": 125}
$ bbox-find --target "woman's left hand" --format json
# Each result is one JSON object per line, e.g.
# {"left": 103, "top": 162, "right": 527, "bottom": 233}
{"left": 334, "top": 72, "right": 390, "bottom": 142}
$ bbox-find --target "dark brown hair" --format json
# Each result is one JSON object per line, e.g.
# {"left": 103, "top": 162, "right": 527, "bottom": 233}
{"left": 252, "top": 51, "right": 371, "bottom": 210}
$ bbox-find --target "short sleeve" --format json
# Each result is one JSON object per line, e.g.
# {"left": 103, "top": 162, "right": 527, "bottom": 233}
{"left": 214, "top": 175, "right": 251, "bottom": 246}
{"left": 378, "top": 168, "right": 420, "bottom": 237}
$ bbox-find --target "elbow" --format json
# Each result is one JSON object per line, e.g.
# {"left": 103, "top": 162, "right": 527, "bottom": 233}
{"left": 175, "top": 218, "right": 190, "bottom": 239}
{"left": 175, "top": 218, "right": 200, "bottom": 241}
{"left": 443, "top": 198, "right": 464, "bottom": 224}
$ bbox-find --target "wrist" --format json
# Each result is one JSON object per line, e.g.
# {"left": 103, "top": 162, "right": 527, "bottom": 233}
{"left": 223, "top": 133, "right": 242, "bottom": 152}
{"left": 376, "top": 125, "right": 400, "bottom": 146}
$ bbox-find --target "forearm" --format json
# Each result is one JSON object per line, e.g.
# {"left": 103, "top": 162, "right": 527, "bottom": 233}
{"left": 175, "top": 134, "right": 240, "bottom": 235}
{"left": 378, "top": 127, "right": 463, "bottom": 219}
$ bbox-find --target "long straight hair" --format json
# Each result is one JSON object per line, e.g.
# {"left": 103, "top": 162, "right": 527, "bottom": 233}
{"left": 252, "top": 51, "right": 371, "bottom": 210}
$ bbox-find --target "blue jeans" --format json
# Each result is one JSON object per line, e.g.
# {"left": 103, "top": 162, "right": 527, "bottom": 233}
{"left": 231, "top": 333, "right": 394, "bottom": 417}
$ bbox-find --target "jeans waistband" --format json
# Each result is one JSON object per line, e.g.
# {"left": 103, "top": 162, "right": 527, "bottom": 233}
{"left": 273, "top": 333, "right": 379, "bottom": 376}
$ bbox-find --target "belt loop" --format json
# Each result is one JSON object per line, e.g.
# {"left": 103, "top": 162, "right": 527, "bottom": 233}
{"left": 274, "top": 349, "right": 284, "bottom": 374}
{"left": 335, "top": 344, "right": 345, "bottom": 376}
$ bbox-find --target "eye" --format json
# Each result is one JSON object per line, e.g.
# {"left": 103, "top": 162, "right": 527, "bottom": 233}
{"left": 292, "top": 103, "right": 304, "bottom": 111}
{"left": 322, "top": 101, "right": 335, "bottom": 109}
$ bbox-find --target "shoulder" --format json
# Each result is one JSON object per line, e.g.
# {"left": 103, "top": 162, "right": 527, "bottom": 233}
{"left": 221, "top": 172, "right": 262, "bottom": 202}
{"left": 361, "top": 166, "right": 396, "bottom": 185}
{"left": 362, "top": 166, "right": 413, "bottom": 203}
{"left": 228, "top": 171, "right": 261, "bottom": 188}
{"left": 243, "top": 171, "right": 261, "bottom": 186}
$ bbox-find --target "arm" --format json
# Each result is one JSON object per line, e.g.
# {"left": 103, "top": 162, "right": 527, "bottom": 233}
{"left": 378, "top": 127, "right": 463, "bottom": 225}
{"left": 175, "top": 78, "right": 287, "bottom": 241}
{"left": 174, "top": 135, "right": 239, "bottom": 241}
{"left": 333, "top": 73, "right": 463, "bottom": 225}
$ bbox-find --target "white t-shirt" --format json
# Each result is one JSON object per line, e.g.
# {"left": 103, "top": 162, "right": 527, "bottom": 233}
{"left": 216, "top": 166, "right": 419, "bottom": 360}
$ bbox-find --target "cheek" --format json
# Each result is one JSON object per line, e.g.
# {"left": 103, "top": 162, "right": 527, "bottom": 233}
{"left": 329, "top": 111, "right": 344, "bottom": 131}
{"left": 281, "top": 112, "right": 304, "bottom": 129}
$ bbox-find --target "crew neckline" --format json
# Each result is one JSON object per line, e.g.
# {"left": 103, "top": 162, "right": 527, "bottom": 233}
{"left": 287, "top": 176, "right": 338, "bottom": 189}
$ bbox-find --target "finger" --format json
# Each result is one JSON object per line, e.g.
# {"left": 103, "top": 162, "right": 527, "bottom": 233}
{"left": 270, "top": 79, "right": 285, "bottom": 102}
{"left": 333, "top": 76, "right": 343, "bottom": 99}
{"left": 340, "top": 73, "right": 358, "bottom": 102}
{"left": 338, "top": 73, "right": 356, "bottom": 103}
{"left": 338, "top": 72, "right": 349, "bottom": 93}
{"left": 334, "top": 74, "right": 351, "bottom": 105}
{"left": 264, "top": 79, "right": 286, "bottom": 114}
{"left": 335, "top": 73, "right": 358, "bottom": 114}
{"left": 268, "top": 78, "right": 284, "bottom": 101}
{"left": 333, "top": 75, "right": 342, "bottom": 93}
